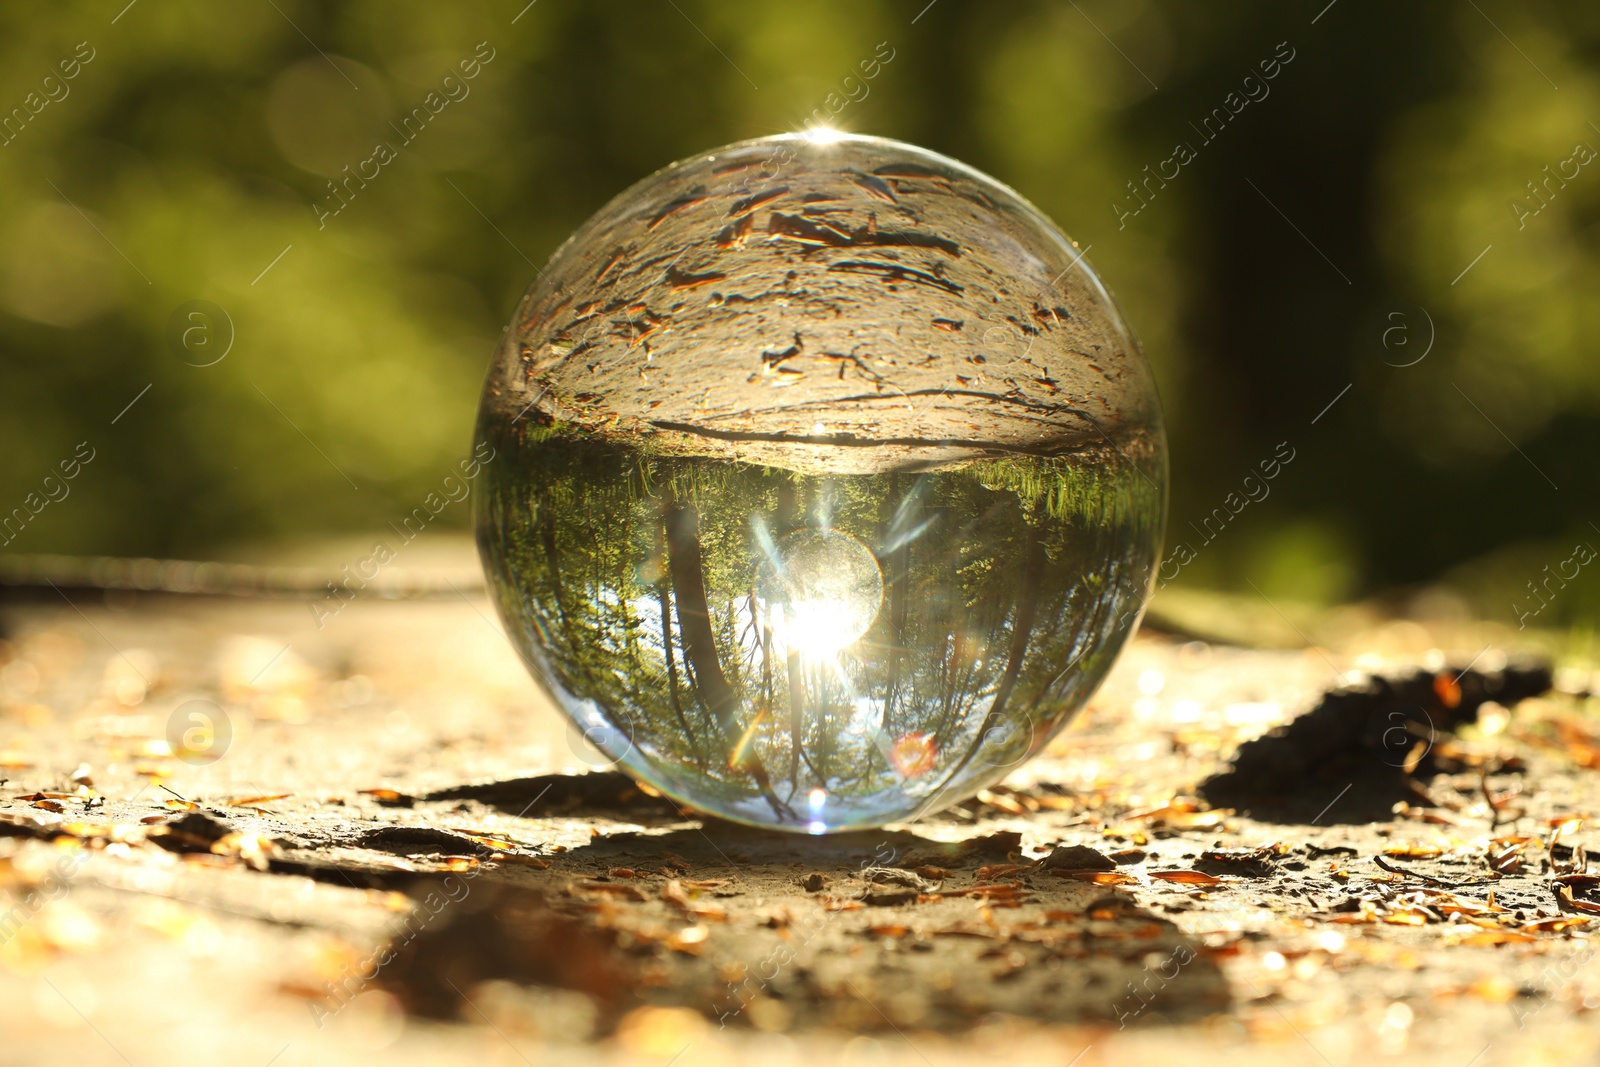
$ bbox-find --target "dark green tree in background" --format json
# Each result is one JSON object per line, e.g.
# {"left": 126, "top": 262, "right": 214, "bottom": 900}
{"left": 2, "top": 0, "right": 1599, "bottom": 625}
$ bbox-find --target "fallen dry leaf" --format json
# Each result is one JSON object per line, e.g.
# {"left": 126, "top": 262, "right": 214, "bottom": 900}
{"left": 974, "top": 790, "right": 1031, "bottom": 815}
{"left": 1521, "top": 916, "right": 1591, "bottom": 934}
{"left": 866, "top": 924, "right": 912, "bottom": 938}
{"left": 224, "top": 793, "right": 292, "bottom": 808}
{"left": 574, "top": 881, "right": 648, "bottom": 901}
{"left": 1447, "top": 929, "right": 1538, "bottom": 945}
{"left": 1053, "top": 870, "right": 1137, "bottom": 886}
{"left": 975, "top": 863, "right": 1036, "bottom": 881}
{"left": 460, "top": 833, "right": 520, "bottom": 852}
{"left": 1149, "top": 870, "right": 1224, "bottom": 886}
{"left": 358, "top": 788, "right": 416, "bottom": 807}
{"left": 663, "top": 879, "right": 727, "bottom": 921}
{"left": 211, "top": 831, "right": 279, "bottom": 872}
{"left": 942, "top": 884, "right": 1032, "bottom": 901}
{"left": 1381, "top": 909, "right": 1433, "bottom": 926}
{"left": 1122, "top": 801, "right": 1231, "bottom": 830}
{"left": 1555, "top": 878, "right": 1600, "bottom": 915}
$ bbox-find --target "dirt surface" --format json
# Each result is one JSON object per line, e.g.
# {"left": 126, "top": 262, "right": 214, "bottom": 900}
{"left": 2, "top": 546, "right": 1599, "bottom": 1066}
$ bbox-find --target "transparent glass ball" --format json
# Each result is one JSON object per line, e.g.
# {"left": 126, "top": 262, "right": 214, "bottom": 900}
{"left": 475, "top": 132, "right": 1166, "bottom": 832}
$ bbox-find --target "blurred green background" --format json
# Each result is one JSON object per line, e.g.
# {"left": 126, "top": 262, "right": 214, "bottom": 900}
{"left": 2, "top": 0, "right": 1598, "bottom": 626}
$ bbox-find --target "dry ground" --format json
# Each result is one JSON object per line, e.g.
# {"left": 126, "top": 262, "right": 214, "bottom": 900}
{"left": 1, "top": 544, "right": 1598, "bottom": 1067}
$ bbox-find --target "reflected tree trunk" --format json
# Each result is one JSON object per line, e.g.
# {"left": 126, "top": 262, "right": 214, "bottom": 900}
{"left": 924, "top": 527, "right": 1047, "bottom": 796}
{"left": 663, "top": 501, "right": 793, "bottom": 819}
{"left": 881, "top": 473, "right": 912, "bottom": 737}
{"left": 787, "top": 648, "right": 808, "bottom": 789}
{"left": 984, "top": 529, "right": 1046, "bottom": 728}
{"left": 539, "top": 508, "right": 581, "bottom": 666}
{"left": 664, "top": 503, "right": 735, "bottom": 724}
{"left": 654, "top": 506, "right": 702, "bottom": 768}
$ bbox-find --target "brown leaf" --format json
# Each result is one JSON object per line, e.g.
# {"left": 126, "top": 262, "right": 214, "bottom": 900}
{"left": 1490, "top": 845, "right": 1526, "bottom": 874}
{"left": 1167, "top": 811, "right": 1229, "bottom": 829}
{"left": 865, "top": 924, "right": 912, "bottom": 938}
{"left": 1553, "top": 873, "right": 1600, "bottom": 891}
{"left": 224, "top": 793, "right": 292, "bottom": 807}
{"left": 1555, "top": 876, "right": 1600, "bottom": 921}
{"left": 975, "top": 789, "right": 1032, "bottom": 815}
{"left": 975, "top": 863, "right": 1035, "bottom": 881}
{"left": 1123, "top": 801, "right": 1230, "bottom": 830}
{"left": 460, "top": 833, "right": 521, "bottom": 852}
{"left": 358, "top": 788, "right": 416, "bottom": 807}
{"left": 1328, "top": 910, "right": 1378, "bottom": 925}
{"left": 1520, "top": 916, "right": 1591, "bottom": 934}
{"left": 931, "top": 924, "right": 999, "bottom": 939}
{"left": 1149, "top": 869, "right": 1224, "bottom": 886}
{"left": 663, "top": 878, "right": 727, "bottom": 921}
{"left": 1380, "top": 909, "right": 1431, "bottom": 926}
{"left": 1449, "top": 929, "right": 1536, "bottom": 945}
{"left": 1053, "top": 869, "right": 1137, "bottom": 886}
{"left": 955, "top": 884, "right": 1032, "bottom": 900}
{"left": 574, "top": 881, "right": 647, "bottom": 901}
{"left": 211, "top": 831, "right": 279, "bottom": 872}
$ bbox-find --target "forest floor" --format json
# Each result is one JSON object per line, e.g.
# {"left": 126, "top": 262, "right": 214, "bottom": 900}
{"left": 1, "top": 540, "right": 1598, "bottom": 1067}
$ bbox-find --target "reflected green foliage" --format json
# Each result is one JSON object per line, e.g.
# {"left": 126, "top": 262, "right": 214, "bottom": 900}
{"left": 477, "top": 421, "right": 1160, "bottom": 828}
{"left": 2, "top": 1, "right": 1599, "bottom": 622}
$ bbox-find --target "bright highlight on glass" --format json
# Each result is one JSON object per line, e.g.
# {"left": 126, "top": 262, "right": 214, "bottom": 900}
{"left": 757, "top": 528, "right": 883, "bottom": 656}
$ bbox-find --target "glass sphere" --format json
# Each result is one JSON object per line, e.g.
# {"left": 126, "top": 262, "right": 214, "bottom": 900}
{"left": 475, "top": 132, "right": 1166, "bottom": 832}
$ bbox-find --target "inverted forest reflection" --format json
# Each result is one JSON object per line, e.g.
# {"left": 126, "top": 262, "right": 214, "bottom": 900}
{"left": 478, "top": 423, "right": 1162, "bottom": 830}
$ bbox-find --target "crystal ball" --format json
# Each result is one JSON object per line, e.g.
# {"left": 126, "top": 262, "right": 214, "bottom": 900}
{"left": 475, "top": 132, "right": 1166, "bottom": 832}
